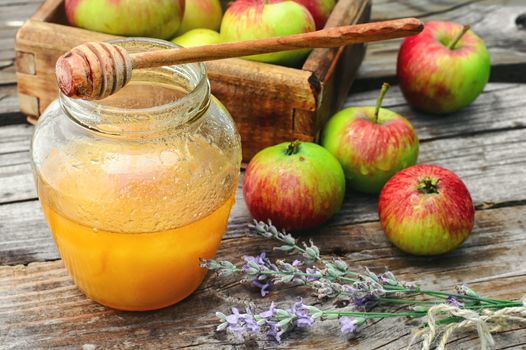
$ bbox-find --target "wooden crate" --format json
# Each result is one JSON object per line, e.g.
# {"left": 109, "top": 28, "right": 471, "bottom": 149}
{"left": 15, "top": 0, "right": 371, "bottom": 161}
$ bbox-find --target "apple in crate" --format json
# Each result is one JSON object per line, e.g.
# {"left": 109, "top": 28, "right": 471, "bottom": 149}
{"left": 172, "top": 29, "right": 222, "bottom": 48}
{"left": 220, "top": 0, "right": 316, "bottom": 67}
{"left": 65, "top": 0, "right": 185, "bottom": 39}
{"left": 322, "top": 83, "right": 419, "bottom": 194}
{"left": 176, "top": 0, "right": 223, "bottom": 35}
{"left": 243, "top": 141, "right": 345, "bottom": 232}
{"left": 397, "top": 21, "right": 491, "bottom": 114}
{"left": 292, "top": 0, "right": 336, "bottom": 29}
{"left": 378, "top": 164, "right": 475, "bottom": 255}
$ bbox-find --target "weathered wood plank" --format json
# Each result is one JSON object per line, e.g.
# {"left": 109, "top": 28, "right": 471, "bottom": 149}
{"left": 1, "top": 204, "right": 525, "bottom": 349}
{"left": 2, "top": 83, "right": 526, "bottom": 205}
{"left": 2, "top": 121, "right": 526, "bottom": 263}
{"left": 1, "top": 83, "right": 525, "bottom": 265}
{"left": 0, "top": 85, "right": 20, "bottom": 115}
{"left": 358, "top": 1, "right": 526, "bottom": 83}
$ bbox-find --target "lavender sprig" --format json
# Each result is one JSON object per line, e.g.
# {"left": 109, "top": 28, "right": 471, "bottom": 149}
{"left": 208, "top": 220, "right": 525, "bottom": 347}
{"left": 246, "top": 220, "right": 515, "bottom": 307}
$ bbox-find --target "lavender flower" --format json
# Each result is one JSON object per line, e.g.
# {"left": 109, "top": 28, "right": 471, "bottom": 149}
{"left": 243, "top": 252, "right": 277, "bottom": 296}
{"left": 339, "top": 316, "right": 365, "bottom": 335}
{"left": 221, "top": 307, "right": 245, "bottom": 340}
{"left": 218, "top": 300, "right": 320, "bottom": 343}
{"left": 210, "top": 219, "right": 523, "bottom": 346}
{"left": 306, "top": 267, "right": 322, "bottom": 282}
{"left": 288, "top": 299, "right": 315, "bottom": 328}
{"left": 446, "top": 296, "right": 465, "bottom": 308}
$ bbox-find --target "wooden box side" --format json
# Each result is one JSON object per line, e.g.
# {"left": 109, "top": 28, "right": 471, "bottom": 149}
{"left": 16, "top": 0, "right": 369, "bottom": 161}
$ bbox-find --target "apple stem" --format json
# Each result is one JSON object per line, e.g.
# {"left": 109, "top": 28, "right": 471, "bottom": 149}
{"left": 448, "top": 24, "right": 471, "bottom": 50}
{"left": 374, "top": 82, "right": 390, "bottom": 123}
{"left": 286, "top": 140, "right": 301, "bottom": 155}
{"left": 417, "top": 177, "right": 440, "bottom": 194}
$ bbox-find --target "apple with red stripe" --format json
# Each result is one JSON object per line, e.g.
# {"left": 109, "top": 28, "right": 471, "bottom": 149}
{"left": 291, "top": 0, "right": 336, "bottom": 30}
{"left": 220, "top": 0, "right": 316, "bottom": 67}
{"left": 397, "top": 21, "right": 491, "bottom": 114}
{"left": 378, "top": 164, "right": 475, "bottom": 256}
{"left": 243, "top": 141, "right": 345, "bottom": 232}
{"left": 322, "top": 83, "right": 419, "bottom": 194}
{"left": 65, "top": 0, "right": 185, "bottom": 39}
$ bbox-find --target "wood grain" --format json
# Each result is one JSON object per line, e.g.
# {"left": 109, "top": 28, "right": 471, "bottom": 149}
{"left": 1, "top": 83, "right": 526, "bottom": 268}
{"left": 2, "top": 1, "right": 526, "bottom": 349}
{"left": 356, "top": 0, "right": 526, "bottom": 87}
{"left": 1, "top": 204, "right": 525, "bottom": 349}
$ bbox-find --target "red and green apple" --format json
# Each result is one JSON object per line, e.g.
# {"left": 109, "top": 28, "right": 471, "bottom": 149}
{"left": 291, "top": 0, "right": 336, "bottom": 30}
{"left": 378, "top": 164, "right": 475, "bottom": 255}
{"left": 176, "top": 0, "right": 223, "bottom": 35}
{"left": 220, "top": 0, "right": 316, "bottom": 67}
{"left": 321, "top": 83, "right": 419, "bottom": 194}
{"left": 397, "top": 21, "right": 491, "bottom": 114}
{"left": 243, "top": 141, "right": 345, "bottom": 232}
{"left": 65, "top": 0, "right": 185, "bottom": 39}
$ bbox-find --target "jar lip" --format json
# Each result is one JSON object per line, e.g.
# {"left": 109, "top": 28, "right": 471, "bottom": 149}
{"left": 60, "top": 37, "right": 209, "bottom": 117}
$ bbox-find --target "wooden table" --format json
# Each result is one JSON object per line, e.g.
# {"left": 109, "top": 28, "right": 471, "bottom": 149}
{"left": 1, "top": 1, "right": 526, "bottom": 349}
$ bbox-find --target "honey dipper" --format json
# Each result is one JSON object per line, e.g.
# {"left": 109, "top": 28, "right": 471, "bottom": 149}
{"left": 56, "top": 18, "right": 423, "bottom": 100}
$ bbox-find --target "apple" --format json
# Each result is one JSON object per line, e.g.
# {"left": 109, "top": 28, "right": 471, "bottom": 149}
{"left": 291, "top": 0, "right": 336, "bottom": 30}
{"left": 321, "top": 83, "right": 419, "bottom": 194}
{"left": 220, "top": 0, "right": 316, "bottom": 67}
{"left": 65, "top": 0, "right": 185, "bottom": 40}
{"left": 378, "top": 164, "right": 475, "bottom": 255}
{"left": 172, "top": 29, "right": 222, "bottom": 48}
{"left": 397, "top": 21, "right": 491, "bottom": 114}
{"left": 243, "top": 141, "right": 345, "bottom": 232}
{"left": 176, "top": 0, "right": 223, "bottom": 35}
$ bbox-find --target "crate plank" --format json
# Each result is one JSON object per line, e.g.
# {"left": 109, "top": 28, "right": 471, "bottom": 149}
{"left": 1, "top": 204, "right": 525, "bottom": 349}
{"left": 14, "top": 0, "right": 371, "bottom": 161}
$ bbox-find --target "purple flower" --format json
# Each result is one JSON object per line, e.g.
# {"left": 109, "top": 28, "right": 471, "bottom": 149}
{"left": 292, "top": 260, "right": 302, "bottom": 267}
{"left": 342, "top": 285, "right": 378, "bottom": 308}
{"left": 243, "top": 252, "right": 277, "bottom": 297}
{"left": 306, "top": 267, "right": 322, "bottom": 282}
{"left": 243, "top": 306, "right": 260, "bottom": 333}
{"left": 224, "top": 307, "right": 245, "bottom": 340}
{"left": 252, "top": 280, "right": 272, "bottom": 297}
{"left": 446, "top": 296, "right": 465, "bottom": 308}
{"left": 339, "top": 317, "right": 363, "bottom": 335}
{"left": 265, "top": 321, "right": 284, "bottom": 342}
{"left": 259, "top": 302, "right": 277, "bottom": 318}
{"left": 288, "top": 299, "right": 315, "bottom": 328}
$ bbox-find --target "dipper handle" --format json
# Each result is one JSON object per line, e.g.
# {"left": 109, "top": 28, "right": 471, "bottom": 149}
{"left": 56, "top": 18, "right": 423, "bottom": 100}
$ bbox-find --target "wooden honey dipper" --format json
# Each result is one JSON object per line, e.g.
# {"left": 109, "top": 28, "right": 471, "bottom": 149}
{"left": 56, "top": 18, "right": 423, "bottom": 100}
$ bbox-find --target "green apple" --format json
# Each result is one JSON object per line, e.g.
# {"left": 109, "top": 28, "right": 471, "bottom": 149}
{"left": 172, "top": 29, "right": 222, "bottom": 47}
{"left": 65, "top": 0, "right": 185, "bottom": 40}
{"left": 220, "top": 0, "right": 316, "bottom": 67}
{"left": 176, "top": 0, "right": 223, "bottom": 35}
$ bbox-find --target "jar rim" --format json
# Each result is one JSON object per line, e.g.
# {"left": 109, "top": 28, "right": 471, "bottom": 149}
{"left": 59, "top": 37, "right": 211, "bottom": 136}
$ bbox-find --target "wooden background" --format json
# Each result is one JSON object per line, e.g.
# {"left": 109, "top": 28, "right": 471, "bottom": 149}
{"left": 1, "top": 0, "right": 526, "bottom": 349}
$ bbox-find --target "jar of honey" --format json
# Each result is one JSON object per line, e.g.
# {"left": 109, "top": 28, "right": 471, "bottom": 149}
{"left": 31, "top": 38, "right": 242, "bottom": 311}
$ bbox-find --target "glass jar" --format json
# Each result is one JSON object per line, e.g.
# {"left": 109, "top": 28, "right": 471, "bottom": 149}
{"left": 31, "top": 38, "right": 242, "bottom": 311}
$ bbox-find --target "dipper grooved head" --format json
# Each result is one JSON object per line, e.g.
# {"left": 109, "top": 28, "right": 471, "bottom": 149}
{"left": 56, "top": 42, "right": 133, "bottom": 100}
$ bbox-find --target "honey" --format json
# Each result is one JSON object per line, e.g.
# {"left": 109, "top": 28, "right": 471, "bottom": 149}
{"left": 36, "top": 136, "right": 237, "bottom": 311}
